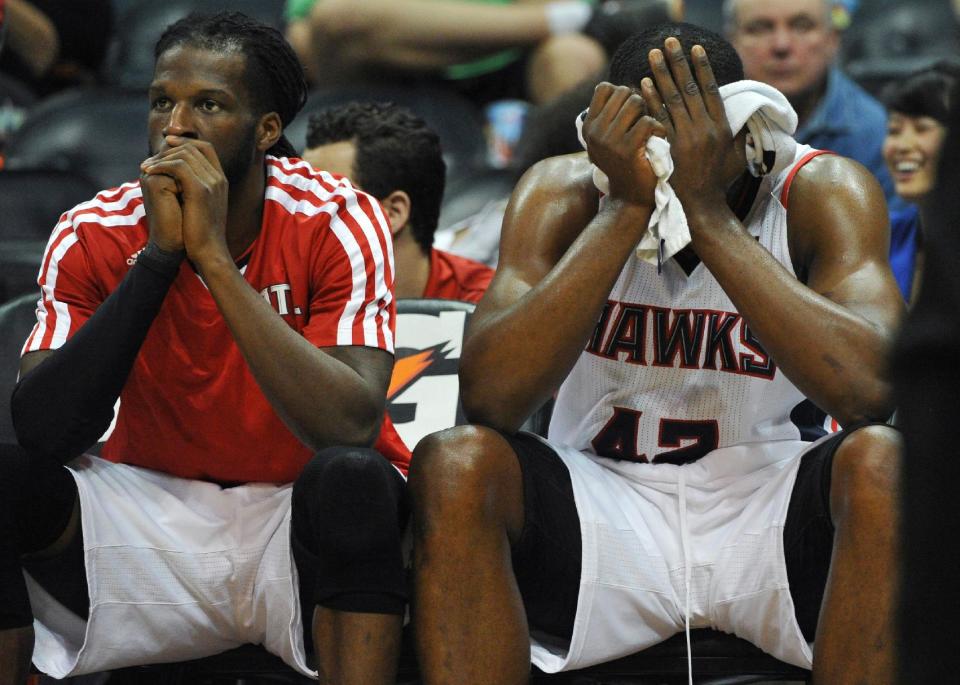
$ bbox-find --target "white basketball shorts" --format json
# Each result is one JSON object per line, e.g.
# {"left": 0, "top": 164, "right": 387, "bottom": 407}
{"left": 529, "top": 435, "right": 831, "bottom": 673}
{"left": 25, "top": 455, "right": 315, "bottom": 679}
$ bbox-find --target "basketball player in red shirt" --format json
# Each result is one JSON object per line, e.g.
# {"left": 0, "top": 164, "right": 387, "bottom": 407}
{"left": 1, "top": 13, "right": 406, "bottom": 685}
{"left": 409, "top": 22, "right": 904, "bottom": 685}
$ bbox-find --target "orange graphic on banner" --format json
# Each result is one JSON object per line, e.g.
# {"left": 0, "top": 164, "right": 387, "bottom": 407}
{"left": 387, "top": 349, "right": 438, "bottom": 399}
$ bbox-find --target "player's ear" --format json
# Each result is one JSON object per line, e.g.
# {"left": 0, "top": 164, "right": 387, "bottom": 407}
{"left": 379, "top": 190, "right": 411, "bottom": 237}
{"left": 256, "top": 112, "right": 283, "bottom": 152}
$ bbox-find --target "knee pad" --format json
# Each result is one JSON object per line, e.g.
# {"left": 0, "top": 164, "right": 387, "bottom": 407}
{"left": 0, "top": 444, "right": 78, "bottom": 628}
{"left": 291, "top": 446, "right": 408, "bottom": 615}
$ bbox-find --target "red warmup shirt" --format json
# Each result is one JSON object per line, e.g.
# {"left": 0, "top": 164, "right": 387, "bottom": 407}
{"left": 23, "top": 156, "right": 402, "bottom": 482}
{"left": 423, "top": 248, "right": 494, "bottom": 303}
{"left": 373, "top": 247, "right": 495, "bottom": 462}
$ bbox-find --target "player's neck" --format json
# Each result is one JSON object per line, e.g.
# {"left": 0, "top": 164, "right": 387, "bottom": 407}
{"left": 392, "top": 230, "right": 432, "bottom": 299}
{"left": 224, "top": 161, "right": 267, "bottom": 260}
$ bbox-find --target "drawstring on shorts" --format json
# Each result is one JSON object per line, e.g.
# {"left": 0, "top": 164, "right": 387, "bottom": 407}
{"left": 678, "top": 467, "right": 693, "bottom": 685}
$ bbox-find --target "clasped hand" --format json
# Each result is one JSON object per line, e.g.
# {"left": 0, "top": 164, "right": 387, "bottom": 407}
{"left": 139, "top": 137, "right": 229, "bottom": 263}
{"left": 583, "top": 38, "right": 743, "bottom": 214}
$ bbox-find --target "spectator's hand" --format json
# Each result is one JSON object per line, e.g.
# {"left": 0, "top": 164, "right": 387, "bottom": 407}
{"left": 582, "top": 82, "right": 665, "bottom": 208}
{"left": 641, "top": 38, "right": 742, "bottom": 214}
{"left": 139, "top": 166, "right": 184, "bottom": 253}
{"left": 140, "top": 138, "right": 229, "bottom": 266}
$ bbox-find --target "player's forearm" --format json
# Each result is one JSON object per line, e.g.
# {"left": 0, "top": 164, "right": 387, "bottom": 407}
{"left": 688, "top": 207, "right": 899, "bottom": 425}
{"left": 198, "top": 258, "right": 384, "bottom": 449}
{"left": 12, "top": 247, "right": 181, "bottom": 462}
{"left": 461, "top": 200, "right": 653, "bottom": 433}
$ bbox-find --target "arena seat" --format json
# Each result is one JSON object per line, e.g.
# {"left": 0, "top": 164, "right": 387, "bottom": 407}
{"left": 841, "top": 1, "right": 960, "bottom": 97}
{"left": 0, "top": 169, "right": 101, "bottom": 301}
{"left": 3, "top": 88, "right": 148, "bottom": 191}
{"left": 101, "top": 0, "right": 286, "bottom": 90}
{"left": 287, "top": 85, "right": 488, "bottom": 185}
{"left": 0, "top": 294, "right": 39, "bottom": 446}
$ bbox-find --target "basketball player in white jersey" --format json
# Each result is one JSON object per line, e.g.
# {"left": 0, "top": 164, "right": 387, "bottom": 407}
{"left": 409, "top": 21, "right": 904, "bottom": 685}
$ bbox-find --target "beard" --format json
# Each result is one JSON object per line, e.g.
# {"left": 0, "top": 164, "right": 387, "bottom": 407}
{"left": 219, "top": 126, "right": 258, "bottom": 187}
{"left": 146, "top": 122, "right": 258, "bottom": 187}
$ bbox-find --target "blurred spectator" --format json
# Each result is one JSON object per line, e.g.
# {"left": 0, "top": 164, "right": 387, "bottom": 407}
{"left": 724, "top": 0, "right": 905, "bottom": 212}
{"left": 893, "top": 12, "right": 960, "bottom": 685}
{"left": 303, "top": 101, "right": 495, "bottom": 302}
{"left": 0, "top": 0, "right": 113, "bottom": 97}
{"left": 286, "top": 0, "right": 681, "bottom": 106}
{"left": 881, "top": 61, "right": 959, "bottom": 303}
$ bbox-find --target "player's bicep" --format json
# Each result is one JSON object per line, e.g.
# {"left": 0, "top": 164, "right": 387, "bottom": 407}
{"left": 476, "top": 154, "right": 597, "bottom": 320}
{"left": 789, "top": 157, "right": 905, "bottom": 331}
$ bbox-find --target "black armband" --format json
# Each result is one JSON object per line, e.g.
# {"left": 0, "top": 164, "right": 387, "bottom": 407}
{"left": 11, "top": 245, "right": 184, "bottom": 463}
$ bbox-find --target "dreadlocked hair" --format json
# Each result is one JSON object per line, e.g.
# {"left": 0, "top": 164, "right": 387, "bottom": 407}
{"left": 609, "top": 21, "right": 744, "bottom": 89}
{"left": 155, "top": 11, "right": 307, "bottom": 158}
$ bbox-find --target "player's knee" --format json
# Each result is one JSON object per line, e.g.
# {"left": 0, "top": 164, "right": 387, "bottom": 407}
{"left": 409, "top": 425, "right": 521, "bottom": 527}
{"left": 292, "top": 447, "right": 408, "bottom": 615}
{"left": 830, "top": 425, "right": 902, "bottom": 521}
{"left": 292, "top": 446, "right": 405, "bottom": 554}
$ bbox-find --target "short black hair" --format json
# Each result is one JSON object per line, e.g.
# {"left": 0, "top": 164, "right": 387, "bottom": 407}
{"left": 609, "top": 21, "right": 744, "bottom": 89}
{"left": 882, "top": 61, "right": 960, "bottom": 125}
{"left": 154, "top": 11, "right": 307, "bottom": 158}
{"left": 306, "top": 102, "right": 446, "bottom": 255}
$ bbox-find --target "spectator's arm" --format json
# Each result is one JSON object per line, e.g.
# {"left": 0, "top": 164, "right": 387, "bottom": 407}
{"left": 4, "top": 0, "right": 59, "bottom": 78}
{"left": 288, "top": 0, "right": 575, "bottom": 80}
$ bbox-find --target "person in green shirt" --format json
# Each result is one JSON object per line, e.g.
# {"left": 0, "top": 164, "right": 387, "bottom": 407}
{"left": 286, "top": 0, "right": 681, "bottom": 105}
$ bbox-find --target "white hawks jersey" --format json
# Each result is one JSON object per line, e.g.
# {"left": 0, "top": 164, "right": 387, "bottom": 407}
{"left": 548, "top": 144, "right": 826, "bottom": 465}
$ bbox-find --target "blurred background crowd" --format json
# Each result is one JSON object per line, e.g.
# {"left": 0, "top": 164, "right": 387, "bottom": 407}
{"left": 0, "top": 0, "right": 958, "bottom": 409}
{"left": 2, "top": 1, "right": 957, "bottom": 300}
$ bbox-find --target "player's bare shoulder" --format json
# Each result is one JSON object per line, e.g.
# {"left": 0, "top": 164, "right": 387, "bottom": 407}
{"left": 785, "top": 153, "right": 889, "bottom": 275}
{"left": 501, "top": 152, "right": 599, "bottom": 265}
{"left": 514, "top": 151, "right": 596, "bottom": 203}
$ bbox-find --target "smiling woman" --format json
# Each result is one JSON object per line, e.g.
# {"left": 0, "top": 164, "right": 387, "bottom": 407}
{"left": 881, "top": 61, "right": 960, "bottom": 303}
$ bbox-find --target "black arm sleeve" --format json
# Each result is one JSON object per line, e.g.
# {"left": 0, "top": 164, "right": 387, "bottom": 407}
{"left": 11, "top": 243, "right": 185, "bottom": 464}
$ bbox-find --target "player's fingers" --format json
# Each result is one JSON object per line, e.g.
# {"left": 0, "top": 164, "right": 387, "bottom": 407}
{"left": 648, "top": 48, "right": 689, "bottom": 126}
{"left": 144, "top": 144, "right": 221, "bottom": 188}
{"left": 584, "top": 82, "right": 614, "bottom": 128}
{"left": 626, "top": 115, "right": 668, "bottom": 150}
{"left": 640, "top": 76, "right": 675, "bottom": 138}
{"left": 691, "top": 44, "right": 725, "bottom": 122}
{"left": 663, "top": 37, "right": 707, "bottom": 120}
{"left": 610, "top": 92, "right": 649, "bottom": 136}
{"left": 178, "top": 138, "right": 225, "bottom": 175}
{"left": 587, "top": 82, "right": 633, "bottom": 129}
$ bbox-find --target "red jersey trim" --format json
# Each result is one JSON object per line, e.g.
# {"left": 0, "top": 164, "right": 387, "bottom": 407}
{"left": 266, "top": 157, "right": 396, "bottom": 352}
{"left": 780, "top": 150, "right": 835, "bottom": 209}
{"left": 26, "top": 183, "right": 145, "bottom": 355}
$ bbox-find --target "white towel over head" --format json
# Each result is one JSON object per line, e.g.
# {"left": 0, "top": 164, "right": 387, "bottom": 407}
{"left": 576, "top": 80, "right": 798, "bottom": 268}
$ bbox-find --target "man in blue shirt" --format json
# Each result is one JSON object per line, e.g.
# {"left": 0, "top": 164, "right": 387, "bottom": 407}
{"left": 724, "top": 0, "right": 905, "bottom": 212}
